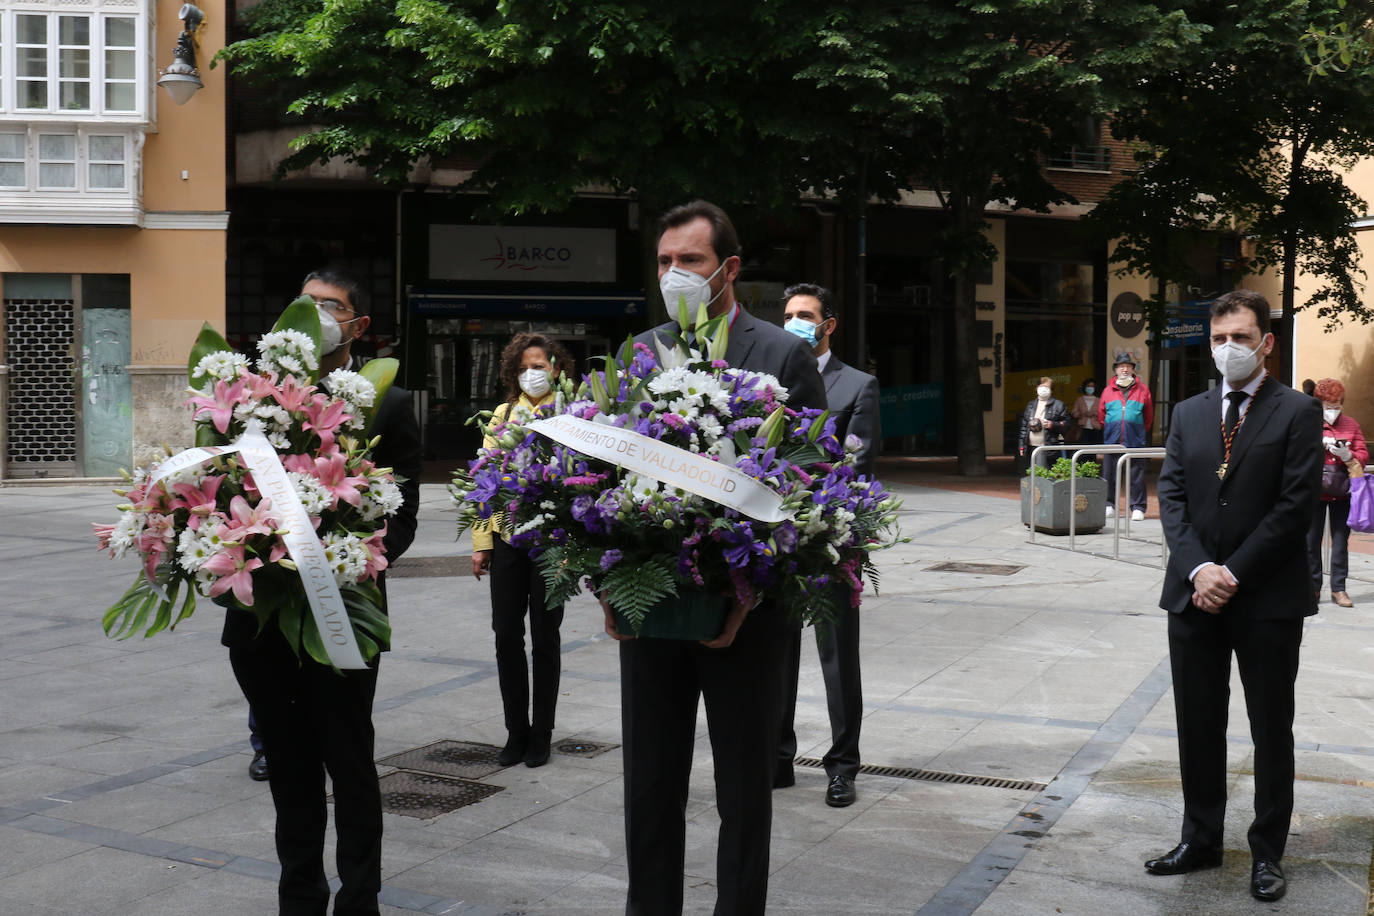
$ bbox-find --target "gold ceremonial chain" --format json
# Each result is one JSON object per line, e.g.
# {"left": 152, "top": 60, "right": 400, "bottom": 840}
{"left": 1217, "top": 376, "right": 1269, "bottom": 480}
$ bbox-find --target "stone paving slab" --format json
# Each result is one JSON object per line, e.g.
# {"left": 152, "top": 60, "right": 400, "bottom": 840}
{"left": 2, "top": 474, "right": 1373, "bottom": 915}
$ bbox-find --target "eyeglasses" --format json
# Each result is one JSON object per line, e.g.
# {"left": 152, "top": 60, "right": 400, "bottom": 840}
{"left": 313, "top": 297, "right": 354, "bottom": 319}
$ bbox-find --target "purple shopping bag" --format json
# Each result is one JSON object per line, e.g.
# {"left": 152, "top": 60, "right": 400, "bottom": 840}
{"left": 1349, "top": 475, "right": 1374, "bottom": 533}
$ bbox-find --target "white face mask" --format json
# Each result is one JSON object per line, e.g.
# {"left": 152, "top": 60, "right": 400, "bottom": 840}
{"left": 316, "top": 306, "right": 346, "bottom": 356}
{"left": 518, "top": 368, "right": 551, "bottom": 398}
{"left": 659, "top": 262, "right": 727, "bottom": 318}
{"left": 1036, "top": 386, "right": 1051, "bottom": 400}
{"left": 1324, "top": 407, "right": 1342, "bottom": 425}
{"left": 1212, "top": 338, "right": 1264, "bottom": 384}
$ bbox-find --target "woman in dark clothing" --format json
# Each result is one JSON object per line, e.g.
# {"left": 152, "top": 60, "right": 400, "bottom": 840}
{"left": 1018, "top": 376, "right": 1072, "bottom": 471}
{"left": 470, "top": 333, "right": 575, "bottom": 767}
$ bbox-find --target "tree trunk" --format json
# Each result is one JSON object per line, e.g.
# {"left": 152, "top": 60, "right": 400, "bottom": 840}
{"left": 952, "top": 192, "right": 989, "bottom": 476}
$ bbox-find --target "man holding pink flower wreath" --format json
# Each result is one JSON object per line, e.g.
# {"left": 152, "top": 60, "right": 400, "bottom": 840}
{"left": 225, "top": 268, "right": 420, "bottom": 916}
{"left": 618, "top": 201, "right": 826, "bottom": 915}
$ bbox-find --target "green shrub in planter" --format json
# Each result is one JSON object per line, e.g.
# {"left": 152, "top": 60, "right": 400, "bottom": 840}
{"left": 1021, "top": 457, "right": 1107, "bottom": 534}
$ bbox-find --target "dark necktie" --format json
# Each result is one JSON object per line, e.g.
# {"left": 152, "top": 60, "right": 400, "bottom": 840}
{"left": 1224, "top": 390, "right": 1247, "bottom": 439}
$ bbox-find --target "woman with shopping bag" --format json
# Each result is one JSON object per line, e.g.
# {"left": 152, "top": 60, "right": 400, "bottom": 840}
{"left": 1307, "top": 378, "right": 1368, "bottom": 607}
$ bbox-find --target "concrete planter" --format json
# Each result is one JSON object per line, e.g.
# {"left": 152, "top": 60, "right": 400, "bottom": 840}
{"left": 1020, "top": 475, "right": 1107, "bottom": 535}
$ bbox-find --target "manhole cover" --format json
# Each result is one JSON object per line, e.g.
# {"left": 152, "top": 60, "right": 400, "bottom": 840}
{"left": 388, "top": 556, "right": 468, "bottom": 578}
{"left": 378, "top": 740, "right": 504, "bottom": 779}
{"left": 378, "top": 771, "right": 503, "bottom": 819}
{"left": 555, "top": 738, "right": 619, "bottom": 758}
{"left": 924, "top": 561, "right": 1025, "bottom": 576}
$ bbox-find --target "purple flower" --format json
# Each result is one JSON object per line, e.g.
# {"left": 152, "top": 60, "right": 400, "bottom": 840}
{"left": 600, "top": 549, "right": 623, "bottom": 571}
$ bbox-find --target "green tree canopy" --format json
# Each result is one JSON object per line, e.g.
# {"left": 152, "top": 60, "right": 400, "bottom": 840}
{"left": 225, "top": 0, "right": 1198, "bottom": 472}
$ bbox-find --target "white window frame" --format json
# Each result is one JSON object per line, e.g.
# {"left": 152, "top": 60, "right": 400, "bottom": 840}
{"left": 35, "top": 130, "right": 75, "bottom": 189}
{"left": 0, "top": 131, "right": 25, "bottom": 189}
{"left": 1, "top": 5, "right": 148, "bottom": 122}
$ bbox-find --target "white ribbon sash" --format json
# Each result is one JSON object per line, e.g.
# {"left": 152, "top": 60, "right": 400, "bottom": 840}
{"left": 149, "top": 425, "right": 366, "bottom": 670}
{"left": 529, "top": 415, "right": 789, "bottom": 523}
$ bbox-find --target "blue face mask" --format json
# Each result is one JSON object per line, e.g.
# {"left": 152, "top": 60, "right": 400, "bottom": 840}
{"left": 784, "top": 317, "right": 819, "bottom": 346}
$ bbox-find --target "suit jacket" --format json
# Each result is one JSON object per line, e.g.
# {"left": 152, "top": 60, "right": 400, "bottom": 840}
{"left": 1157, "top": 377, "right": 1322, "bottom": 619}
{"left": 822, "top": 356, "right": 880, "bottom": 478}
{"left": 222, "top": 383, "right": 422, "bottom": 649}
{"left": 635, "top": 305, "right": 827, "bottom": 413}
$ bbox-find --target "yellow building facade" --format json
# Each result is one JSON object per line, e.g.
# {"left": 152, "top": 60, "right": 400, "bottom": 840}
{"left": 0, "top": 0, "right": 226, "bottom": 480}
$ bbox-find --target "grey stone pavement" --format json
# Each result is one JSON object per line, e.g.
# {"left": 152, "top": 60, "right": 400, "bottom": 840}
{"left": 4, "top": 472, "right": 1374, "bottom": 915}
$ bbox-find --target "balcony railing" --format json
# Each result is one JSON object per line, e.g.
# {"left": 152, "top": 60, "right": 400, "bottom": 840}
{"left": 1046, "top": 146, "right": 1112, "bottom": 171}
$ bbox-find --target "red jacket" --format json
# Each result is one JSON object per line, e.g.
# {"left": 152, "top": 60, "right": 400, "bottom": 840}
{"left": 1321, "top": 411, "right": 1368, "bottom": 502}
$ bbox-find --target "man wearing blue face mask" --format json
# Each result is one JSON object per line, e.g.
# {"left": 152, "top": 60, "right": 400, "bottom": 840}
{"left": 773, "top": 283, "right": 879, "bottom": 810}
{"left": 621, "top": 201, "right": 826, "bottom": 916}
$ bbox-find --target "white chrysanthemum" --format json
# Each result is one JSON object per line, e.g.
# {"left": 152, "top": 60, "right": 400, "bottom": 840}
{"left": 322, "top": 370, "right": 375, "bottom": 430}
{"left": 192, "top": 351, "right": 250, "bottom": 382}
{"left": 322, "top": 368, "right": 377, "bottom": 408}
{"left": 828, "top": 508, "right": 856, "bottom": 547}
{"left": 667, "top": 397, "right": 701, "bottom": 421}
{"left": 322, "top": 532, "right": 370, "bottom": 586}
{"left": 257, "top": 329, "right": 319, "bottom": 377}
{"left": 358, "top": 477, "right": 403, "bottom": 521}
{"left": 108, "top": 511, "right": 145, "bottom": 558}
{"left": 176, "top": 527, "right": 217, "bottom": 572}
{"left": 287, "top": 471, "right": 335, "bottom": 515}
{"left": 512, "top": 513, "right": 547, "bottom": 535}
{"left": 268, "top": 431, "right": 291, "bottom": 450}
{"left": 695, "top": 413, "right": 724, "bottom": 444}
{"left": 796, "top": 505, "right": 829, "bottom": 545}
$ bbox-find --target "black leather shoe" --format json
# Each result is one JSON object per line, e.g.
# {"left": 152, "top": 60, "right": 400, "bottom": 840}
{"left": 1144, "top": 842, "right": 1223, "bottom": 875}
{"left": 248, "top": 750, "right": 269, "bottom": 782}
{"left": 825, "top": 775, "right": 856, "bottom": 807}
{"left": 523, "top": 731, "right": 551, "bottom": 768}
{"left": 497, "top": 733, "right": 528, "bottom": 767}
{"left": 773, "top": 764, "right": 795, "bottom": 789}
{"left": 1251, "top": 859, "right": 1286, "bottom": 901}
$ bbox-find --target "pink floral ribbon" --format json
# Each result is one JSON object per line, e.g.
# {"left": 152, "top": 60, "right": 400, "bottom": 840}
{"left": 149, "top": 424, "right": 367, "bottom": 669}
{"left": 529, "top": 415, "right": 789, "bottom": 523}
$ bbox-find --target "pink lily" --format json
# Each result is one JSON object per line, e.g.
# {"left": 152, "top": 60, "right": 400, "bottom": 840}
{"left": 172, "top": 475, "right": 224, "bottom": 530}
{"left": 272, "top": 373, "right": 317, "bottom": 413}
{"left": 216, "top": 495, "right": 278, "bottom": 542}
{"left": 312, "top": 453, "right": 366, "bottom": 507}
{"left": 303, "top": 394, "right": 352, "bottom": 450}
{"left": 186, "top": 377, "right": 249, "bottom": 434}
{"left": 92, "top": 522, "right": 116, "bottom": 554}
{"left": 240, "top": 368, "right": 279, "bottom": 401}
{"left": 202, "top": 544, "right": 264, "bottom": 606}
{"left": 281, "top": 453, "right": 315, "bottom": 474}
{"left": 362, "top": 527, "right": 389, "bottom": 580}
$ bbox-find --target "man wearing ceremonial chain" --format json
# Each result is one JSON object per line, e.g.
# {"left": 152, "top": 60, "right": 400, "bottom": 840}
{"left": 1148, "top": 290, "right": 1322, "bottom": 903}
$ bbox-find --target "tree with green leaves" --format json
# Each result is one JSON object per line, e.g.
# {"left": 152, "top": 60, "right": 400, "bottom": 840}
{"left": 224, "top": 1, "right": 1195, "bottom": 473}
{"left": 1093, "top": 0, "right": 1374, "bottom": 384}
{"left": 789, "top": 1, "right": 1199, "bottom": 473}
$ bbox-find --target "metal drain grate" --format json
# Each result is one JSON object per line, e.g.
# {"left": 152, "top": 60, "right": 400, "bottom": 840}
{"left": 555, "top": 738, "right": 619, "bottom": 758}
{"left": 794, "top": 757, "right": 1046, "bottom": 792}
{"left": 378, "top": 771, "right": 503, "bottom": 819}
{"left": 378, "top": 740, "right": 505, "bottom": 779}
{"left": 388, "top": 556, "right": 468, "bottom": 578}
{"left": 924, "top": 561, "right": 1026, "bottom": 576}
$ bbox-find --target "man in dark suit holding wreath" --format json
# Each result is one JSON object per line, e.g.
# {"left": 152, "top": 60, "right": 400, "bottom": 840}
{"left": 610, "top": 200, "right": 825, "bottom": 915}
